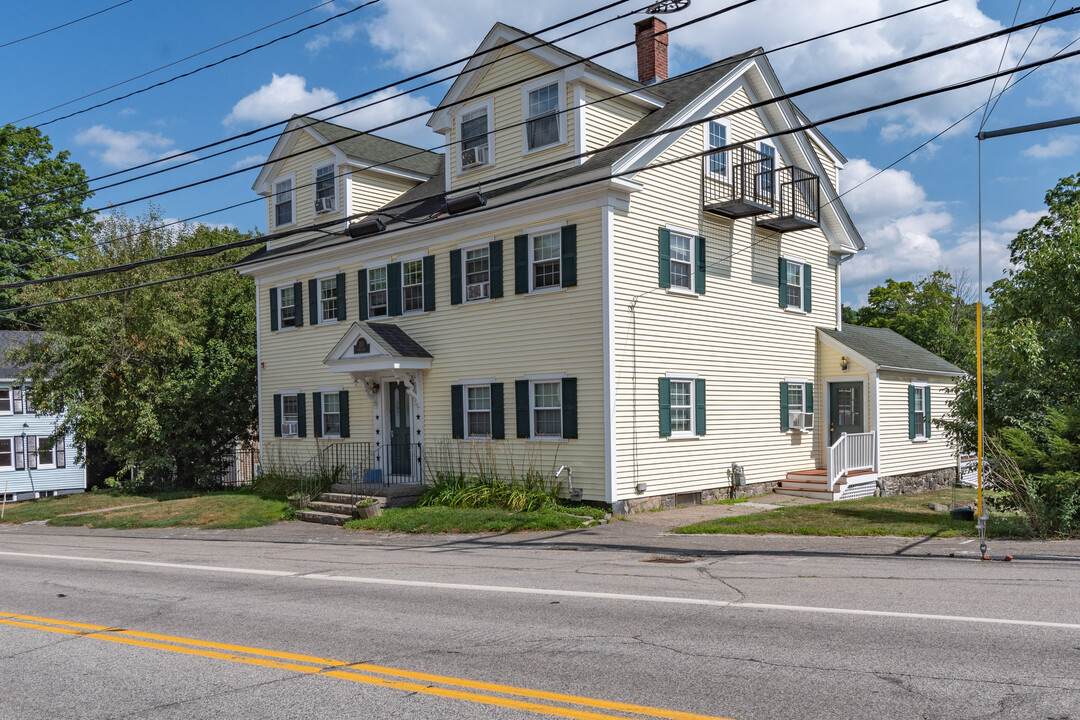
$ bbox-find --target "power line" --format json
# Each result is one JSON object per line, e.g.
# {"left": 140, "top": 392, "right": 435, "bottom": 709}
{"left": 28, "top": 0, "right": 384, "bottom": 129}
{"left": 9, "top": 41, "right": 1080, "bottom": 301}
{"left": 12, "top": 0, "right": 951, "bottom": 274}
{"left": 11, "top": 0, "right": 342, "bottom": 125}
{"left": 19, "top": 0, "right": 1069, "bottom": 234}
{"left": 0, "top": 0, "right": 136, "bottom": 50}
{"left": 984, "top": 0, "right": 1059, "bottom": 124}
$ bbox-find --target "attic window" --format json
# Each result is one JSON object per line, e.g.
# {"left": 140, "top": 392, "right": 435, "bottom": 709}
{"left": 526, "top": 83, "right": 560, "bottom": 150}
{"left": 274, "top": 178, "right": 293, "bottom": 226}
{"left": 353, "top": 337, "right": 370, "bottom": 355}
{"left": 314, "top": 164, "right": 335, "bottom": 213}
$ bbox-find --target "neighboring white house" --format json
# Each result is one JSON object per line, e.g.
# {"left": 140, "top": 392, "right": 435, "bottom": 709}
{"left": 236, "top": 17, "right": 963, "bottom": 511}
{"left": 0, "top": 331, "right": 85, "bottom": 502}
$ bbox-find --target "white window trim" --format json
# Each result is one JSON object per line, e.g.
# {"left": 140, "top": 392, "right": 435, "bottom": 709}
{"left": 785, "top": 377, "right": 811, "bottom": 434}
{"left": 456, "top": 99, "right": 495, "bottom": 175}
{"left": 280, "top": 390, "right": 301, "bottom": 438}
{"left": 521, "top": 76, "right": 566, "bottom": 156}
{"left": 0, "top": 388, "right": 11, "bottom": 416}
{"left": 315, "top": 272, "right": 341, "bottom": 325}
{"left": 704, "top": 118, "right": 732, "bottom": 181}
{"left": 666, "top": 373, "right": 699, "bottom": 440}
{"left": 528, "top": 228, "right": 564, "bottom": 294}
{"left": 782, "top": 255, "right": 806, "bottom": 314}
{"left": 666, "top": 225, "right": 698, "bottom": 294}
{"left": 462, "top": 383, "right": 494, "bottom": 441}
{"left": 366, "top": 264, "right": 390, "bottom": 318}
{"left": 461, "top": 241, "right": 493, "bottom": 304}
{"left": 275, "top": 282, "right": 299, "bottom": 331}
{"left": 0, "top": 437, "right": 13, "bottom": 471}
{"left": 312, "top": 163, "right": 337, "bottom": 215}
{"left": 33, "top": 436, "right": 56, "bottom": 470}
{"left": 319, "top": 388, "right": 343, "bottom": 439}
{"left": 528, "top": 378, "right": 565, "bottom": 442}
{"left": 911, "top": 381, "right": 929, "bottom": 442}
{"left": 400, "top": 258, "right": 426, "bottom": 315}
{"left": 273, "top": 172, "right": 296, "bottom": 229}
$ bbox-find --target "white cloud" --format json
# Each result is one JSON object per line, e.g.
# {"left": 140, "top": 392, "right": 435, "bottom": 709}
{"left": 232, "top": 154, "right": 268, "bottom": 170}
{"left": 118, "top": 108, "right": 136, "bottom": 117}
{"left": 225, "top": 75, "right": 437, "bottom": 148}
{"left": 1023, "top": 134, "right": 1080, "bottom": 159}
{"left": 73, "top": 125, "right": 187, "bottom": 169}
{"left": 224, "top": 73, "right": 338, "bottom": 126}
{"left": 992, "top": 208, "right": 1046, "bottom": 232}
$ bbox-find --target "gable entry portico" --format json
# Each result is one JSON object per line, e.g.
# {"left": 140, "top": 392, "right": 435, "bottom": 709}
{"left": 324, "top": 322, "right": 433, "bottom": 482}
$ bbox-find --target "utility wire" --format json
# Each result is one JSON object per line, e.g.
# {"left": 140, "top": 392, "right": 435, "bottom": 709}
{"left": 0, "top": 0, "right": 135, "bottom": 50}
{"left": 28, "top": 0, "right": 384, "bottom": 129}
{"left": 979, "top": 0, "right": 1024, "bottom": 131}
{"left": 11, "top": 0, "right": 950, "bottom": 273}
{"left": 18, "top": 1, "right": 1071, "bottom": 233}
{"left": 984, "top": 0, "right": 1058, "bottom": 123}
{"left": 8, "top": 42, "right": 1080, "bottom": 300}
{"left": 11, "top": 0, "right": 342, "bottom": 125}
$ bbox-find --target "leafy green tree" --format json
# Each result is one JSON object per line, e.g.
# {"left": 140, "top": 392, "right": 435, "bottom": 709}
{"left": 11, "top": 209, "right": 258, "bottom": 488}
{"left": 0, "top": 125, "right": 94, "bottom": 321}
{"left": 851, "top": 269, "right": 976, "bottom": 373}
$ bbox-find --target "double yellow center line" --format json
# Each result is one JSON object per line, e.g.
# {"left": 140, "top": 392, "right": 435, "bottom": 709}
{"left": 0, "top": 611, "right": 736, "bottom": 720}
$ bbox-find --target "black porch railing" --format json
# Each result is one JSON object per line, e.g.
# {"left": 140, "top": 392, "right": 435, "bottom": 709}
{"left": 215, "top": 446, "right": 260, "bottom": 487}
{"left": 757, "top": 165, "right": 821, "bottom": 233}
{"left": 286, "top": 441, "right": 423, "bottom": 507}
{"left": 702, "top": 145, "right": 775, "bottom": 218}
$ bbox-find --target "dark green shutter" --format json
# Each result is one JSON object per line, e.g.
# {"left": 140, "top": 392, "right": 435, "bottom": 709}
{"left": 339, "top": 390, "right": 350, "bottom": 438}
{"left": 695, "top": 235, "right": 706, "bottom": 294}
{"left": 491, "top": 383, "right": 505, "bottom": 439}
{"left": 803, "top": 263, "right": 812, "bottom": 312}
{"left": 778, "top": 258, "right": 788, "bottom": 308}
{"left": 357, "top": 269, "right": 368, "bottom": 321}
{"left": 450, "top": 249, "right": 463, "bottom": 305}
{"left": 908, "top": 386, "right": 917, "bottom": 439}
{"left": 489, "top": 240, "right": 503, "bottom": 298}
{"left": 805, "top": 383, "right": 814, "bottom": 414}
{"left": 658, "top": 227, "right": 671, "bottom": 288}
{"left": 312, "top": 392, "right": 322, "bottom": 438}
{"left": 297, "top": 393, "right": 307, "bottom": 437}
{"left": 780, "top": 381, "right": 790, "bottom": 432}
{"left": 695, "top": 378, "right": 706, "bottom": 435}
{"left": 269, "top": 288, "right": 279, "bottom": 331}
{"left": 293, "top": 281, "right": 304, "bottom": 327}
{"left": 514, "top": 235, "right": 528, "bottom": 294}
{"left": 562, "top": 377, "right": 577, "bottom": 439}
{"left": 273, "top": 394, "right": 282, "bottom": 437}
{"left": 924, "top": 386, "right": 932, "bottom": 438}
{"left": 309, "top": 279, "right": 319, "bottom": 325}
{"left": 515, "top": 380, "right": 530, "bottom": 438}
{"left": 336, "top": 273, "right": 347, "bottom": 321}
{"left": 387, "top": 261, "right": 402, "bottom": 316}
{"left": 658, "top": 378, "right": 671, "bottom": 437}
{"left": 561, "top": 225, "right": 577, "bottom": 288}
{"left": 451, "top": 385, "right": 464, "bottom": 439}
{"left": 423, "top": 255, "right": 435, "bottom": 311}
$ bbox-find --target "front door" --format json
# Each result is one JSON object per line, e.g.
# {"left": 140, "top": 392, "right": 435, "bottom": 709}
{"left": 387, "top": 381, "right": 411, "bottom": 476}
{"left": 829, "top": 382, "right": 864, "bottom": 445}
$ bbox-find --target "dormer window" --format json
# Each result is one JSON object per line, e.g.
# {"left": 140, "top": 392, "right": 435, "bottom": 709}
{"left": 274, "top": 177, "right": 294, "bottom": 227}
{"left": 352, "top": 337, "right": 370, "bottom": 355}
{"left": 460, "top": 107, "right": 490, "bottom": 169}
{"left": 314, "top": 164, "right": 335, "bottom": 213}
{"left": 526, "top": 82, "right": 560, "bottom": 150}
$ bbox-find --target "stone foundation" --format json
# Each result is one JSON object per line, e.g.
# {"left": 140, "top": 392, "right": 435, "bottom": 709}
{"left": 877, "top": 466, "right": 957, "bottom": 497}
{"left": 613, "top": 481, "right": 780, "bottom": 515}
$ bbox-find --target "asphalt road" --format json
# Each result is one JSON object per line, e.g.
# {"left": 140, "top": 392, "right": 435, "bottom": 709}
{"left": 0, "top": 521, "right": 1078, "bottom": 720}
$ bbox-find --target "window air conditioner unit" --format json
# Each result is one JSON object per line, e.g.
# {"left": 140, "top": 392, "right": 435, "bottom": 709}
{"left": 791, "top": 412, "right": 814, "bottom": 430}
{"left": 466, "top": 282, "right": 488, "bottom": 301}
{"left": 281, "top": 421, "right": 298, "bottom": 436}
{"left": 315, "top": 197, "right": 334, "bottom": 213}
{"left": 461, "top": 144, "right": 489, "bottom": 168}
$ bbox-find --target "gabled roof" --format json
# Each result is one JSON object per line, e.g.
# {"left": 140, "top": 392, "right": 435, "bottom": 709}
{"left": 296, "top": 117, "right": 443, "bottom": 178}
{"left": 820, "top": 324, "right": 963, "bottom": 376}
{"left": 365, "top": 322, "right": 433, "bottom": 358}
{"left": 0, "top": 330, "right": 40, "bottom": 377}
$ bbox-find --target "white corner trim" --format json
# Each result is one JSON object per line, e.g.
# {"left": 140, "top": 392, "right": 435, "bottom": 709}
{"left": 602, "top": 203, "right": 616, "bottom": 504}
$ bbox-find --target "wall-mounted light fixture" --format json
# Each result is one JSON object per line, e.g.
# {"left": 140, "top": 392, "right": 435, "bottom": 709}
{"left": 840, "top": 356, "right": 849, "bottom": 371}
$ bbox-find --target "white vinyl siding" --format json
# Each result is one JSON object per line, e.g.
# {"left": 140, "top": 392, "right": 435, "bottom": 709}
{"left": 878, "top": 375, "right": 957, "bottom": 477}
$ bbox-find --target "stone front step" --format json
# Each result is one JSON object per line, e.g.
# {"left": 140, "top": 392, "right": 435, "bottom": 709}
{"left": 296, "top": 510, "right": 351, "bottom": 526}
{"left": 329, "top": 482, "right": 423, "bottom": 508}
{"left": 306, "top": 501, "right": 355, "bottom": 515}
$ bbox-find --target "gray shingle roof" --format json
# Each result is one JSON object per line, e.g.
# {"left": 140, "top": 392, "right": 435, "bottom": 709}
{"left": 365, "top": 322, "right": 432, "bottom": 358}
{"left": 0, "top": 331, "right": 40, "bottom": 377}
{"left": 297, "top": 116, "right": 444, "bottom": 178}
{"left": 820, "top": 324, "right": 963, "bottom": 375}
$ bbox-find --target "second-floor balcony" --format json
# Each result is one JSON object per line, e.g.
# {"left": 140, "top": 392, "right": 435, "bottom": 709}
{"left": 757, "top": 166, "right": 821, "bottom": 233}
{"left": 702, "top": 145, "right": 774, "bottom": 218}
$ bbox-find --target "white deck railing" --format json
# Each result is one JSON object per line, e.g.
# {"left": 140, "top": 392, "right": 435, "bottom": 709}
{"left": 827, "top": 432, "right": 876, "bottom": 492}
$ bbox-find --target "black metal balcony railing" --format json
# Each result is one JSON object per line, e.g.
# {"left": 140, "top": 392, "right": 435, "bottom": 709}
{"left": 702, "top": 145, "right": 775, "bottom": 218}
{"left": 757, "top": 165, "right": 821, "bottom": 233}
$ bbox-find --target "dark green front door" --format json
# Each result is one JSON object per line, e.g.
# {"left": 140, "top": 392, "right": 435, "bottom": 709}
{"left": 388, "top": 381, "right": 411, "bottom": 476}
{"left": 829, "top": 382, "right": 864, "bottom": 445}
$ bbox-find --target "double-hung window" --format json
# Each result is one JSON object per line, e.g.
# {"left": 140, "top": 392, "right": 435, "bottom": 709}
{"left": 402, "top": 260, "right": 424, "bottom": 313}
{"left": 669, "top": 232, "right": 693, "bottom": 290}
{"left": 526, "top": 82, "right": 560, "bottom": 150}
{"left": 659, "top": 376, "right": 706, "bottom": 438}
{"left": 778, "top": 257, "right": 811, "bottom": 312}
{"left": 658, "top": 228, "right": 705, "bottom": 294}
{"left": 460, "top": 107, "right": 490, "bottom": 168}
{"left": 532, "top": 381, "right": 562, "bottom": 437}
{"left": 274, "top": 177, "right": 293, "bottom": 227}
{"left": 786, "top": 261, "right": 803, "bottom": 309}
{"left": 452, "top": 383, "right": 504, "bottom": 440}
{"left": 465, "top": 247, "right": 490, "bottom": 301}
{"left": 281, "top": 394, "right": 299, "bottom": 437}
{"left": 0, "top": 438, "right": 11, "bottom": 469}
{"left": 0, "top": 389, "right": 9, "bottom": 414}
{"left": 319, "top": 276, "right": 339, "bottom": 322}
{"left": 314, "top": 164, "right": 336, "bottom": 213}
{"left": 322, "top": 392, "right": 341, "bottom": 437}
{"left": 515, "top": 378, "right": 577, "bottom": 440}
{"left": 780, "top": 380, "right": 814, "bottom": 432}
{"left": 368, "top": 267, "right": 388, "bottom": 317}
{"left": 531, "top": 232, "right": 561, "bottom": 290}
{"left": 34, "top": 437, "right": 55, "bottom": 468}
{"left": 466, "top": 385, "right": 492, "bottom": 438}
{"left": 707, "top": 121, "right": 728, "bottom": 177}
{"left": 279, "top": 285, "right": 297, "bottom": 328}
{"left": 909, "top": 384, "right": 932, "bottom": 440}
{"left": 757, "top": 142, "right": 776, "bottom": 198}
{"left": 669, "top": 380, "right": 693, "bottom": 434}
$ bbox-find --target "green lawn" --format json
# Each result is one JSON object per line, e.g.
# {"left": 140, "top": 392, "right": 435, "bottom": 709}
{"left": 345, "top": 505, "right": 604, "bottom": 533}
{"left": 0, "top": 491, "right": 171, "bottom": 523}
{"left": 31, "top": 492, "right": 289, "bottom": 530}
{"left": 675, "top": 488, "right": 1033, "bottom": 538}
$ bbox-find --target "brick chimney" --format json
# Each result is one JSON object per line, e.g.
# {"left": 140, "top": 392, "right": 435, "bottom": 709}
{"left": 634, "top": 17, "right": 668, "bottom": 85}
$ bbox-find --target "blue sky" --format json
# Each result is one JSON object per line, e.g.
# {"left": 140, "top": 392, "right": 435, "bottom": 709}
{"left": 5, "top": 0, "right": 1079, "bottom": 306}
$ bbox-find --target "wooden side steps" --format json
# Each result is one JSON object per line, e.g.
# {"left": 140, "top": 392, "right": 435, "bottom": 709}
{"left": 775, "top": 469, "right": 877, "bottom": 501}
